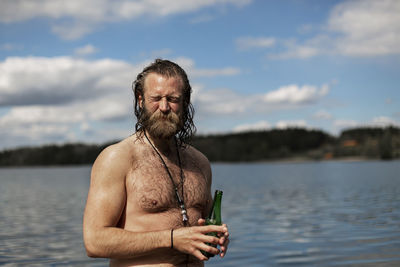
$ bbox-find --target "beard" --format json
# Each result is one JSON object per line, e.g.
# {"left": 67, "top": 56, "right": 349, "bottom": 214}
{"left": 142, "top": 107, "right": 183, "bottom": 140}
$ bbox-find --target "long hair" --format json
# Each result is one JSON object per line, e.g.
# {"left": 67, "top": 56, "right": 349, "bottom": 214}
{"left": 132, "top": 59, "right": 196, "bottom": 145}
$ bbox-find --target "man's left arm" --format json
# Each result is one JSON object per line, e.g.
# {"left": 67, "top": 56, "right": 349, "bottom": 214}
{"left": 198, "top": 149, "right": 230, "bottom": 258}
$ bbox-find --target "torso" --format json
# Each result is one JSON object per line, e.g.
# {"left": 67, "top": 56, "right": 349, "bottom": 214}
{"left": 110, "top": 134, "right": 211, "bottom": 267}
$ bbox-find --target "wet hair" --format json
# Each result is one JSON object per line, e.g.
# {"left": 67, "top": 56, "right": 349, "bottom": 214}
{"left": 132, "top": 59, "right": 196, "bottom": 145}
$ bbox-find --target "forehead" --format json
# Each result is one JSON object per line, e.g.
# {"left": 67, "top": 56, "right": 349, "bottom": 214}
{"left": 143, "top": 73, "right": 183, "bottom": 95}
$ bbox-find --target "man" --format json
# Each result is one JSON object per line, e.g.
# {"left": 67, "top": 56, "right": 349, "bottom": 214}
{"left": 83, "top": 59, "right": 229, "bottom": 266}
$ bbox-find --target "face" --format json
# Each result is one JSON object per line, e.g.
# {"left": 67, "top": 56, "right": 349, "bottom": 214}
{"left": 139, "top": 73, "right": 184, "bottom": 139}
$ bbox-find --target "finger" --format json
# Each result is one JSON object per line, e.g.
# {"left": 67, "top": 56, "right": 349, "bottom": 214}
{"left": 202, "top": 234, "right": 220, "bottom": 245}
{"left": 220, "top": 238, "right": 230, "bottom": 257}
{"left": 220, "top": 237, "right": 230, "bottom": 249}
{"left": 197, "top": 218, "right": 206, "bottom": 226}
{"left": 193, "top": 249, "right": 209, "bottom": 261}
{"left": 197, "top": 241, "right": 220, "bottom": 256}
{"left": 199, "top": 225, "right": 228, "bottom": 234}
{"left": 219, "top": 232, "right": 230, "bottom": 245}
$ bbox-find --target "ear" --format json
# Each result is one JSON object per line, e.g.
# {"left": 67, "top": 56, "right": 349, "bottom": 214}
{"left": 138, "top": 94, "right": 143, "bottom": 108}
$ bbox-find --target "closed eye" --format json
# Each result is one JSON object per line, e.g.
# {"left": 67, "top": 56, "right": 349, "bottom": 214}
{"left": 167, "top": 96, "right": 180, "bottom": 103}
{"left": 150, "top": 96, "right": 162, "bottom": 101}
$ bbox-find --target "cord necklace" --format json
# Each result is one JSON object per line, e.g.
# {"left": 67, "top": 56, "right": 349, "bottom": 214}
{"left": 143, "top": 131, "right": 188, "bottom": 226}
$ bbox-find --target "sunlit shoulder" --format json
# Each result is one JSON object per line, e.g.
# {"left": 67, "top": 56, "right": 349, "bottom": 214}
{"left": 91, "top": 136, "right": 139, "bottom": 182}
{"left": 183, "top": 144, "right": 212, "bottom": 179}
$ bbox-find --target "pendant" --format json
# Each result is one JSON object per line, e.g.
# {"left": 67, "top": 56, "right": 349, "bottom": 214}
{"left": 180, "top": 204, "right": 188, "bottom": 223}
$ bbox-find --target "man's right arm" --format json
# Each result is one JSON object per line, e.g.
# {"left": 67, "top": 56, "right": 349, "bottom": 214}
{"left": 83, "top": 144, "right": 172, "bottom": 258}
{"left": 83, "top": 144, "right": 225, "bottom": 260}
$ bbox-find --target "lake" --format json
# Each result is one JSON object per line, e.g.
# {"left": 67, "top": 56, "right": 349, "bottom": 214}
{"left": 0, "top": 160, "right": 399, "bottom": 266}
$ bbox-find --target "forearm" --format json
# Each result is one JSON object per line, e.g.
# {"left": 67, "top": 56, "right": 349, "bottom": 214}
{"left": 84, "top": 226, "right": 171, "bottom": 259}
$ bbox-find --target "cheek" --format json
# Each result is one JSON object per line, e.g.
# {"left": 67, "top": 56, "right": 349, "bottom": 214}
{"left": 171, "top": 103, "right": 182, "bottom": 113}
{"left": 145, "top": 102, "right": 159, "bottom": 113}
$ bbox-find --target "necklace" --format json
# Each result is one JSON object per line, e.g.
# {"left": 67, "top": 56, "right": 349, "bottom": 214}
{"left": 143, "top": 131, "right": 188, "bottom": 225}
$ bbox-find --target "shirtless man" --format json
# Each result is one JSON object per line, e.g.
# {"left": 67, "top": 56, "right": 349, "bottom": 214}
{"left": 83, "top": 59, "right": 229, "bottom": 266}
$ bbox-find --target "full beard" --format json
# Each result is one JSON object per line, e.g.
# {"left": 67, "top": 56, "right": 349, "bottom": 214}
{"left": 142, "top": 108, "right": 183, "bottom": 140}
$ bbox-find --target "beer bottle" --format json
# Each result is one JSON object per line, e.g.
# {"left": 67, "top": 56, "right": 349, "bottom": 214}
{"left": 202, "top": 190, "right": 223, "bottom": 258}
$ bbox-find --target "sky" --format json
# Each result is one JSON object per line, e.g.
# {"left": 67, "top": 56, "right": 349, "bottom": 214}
{"left": 0, "top": 0, "right": 399, "bottom": 150}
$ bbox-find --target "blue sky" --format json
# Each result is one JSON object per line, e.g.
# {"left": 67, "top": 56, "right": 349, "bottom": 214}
{"left": 0, "top": 0, "right": 399, "bottom": 149}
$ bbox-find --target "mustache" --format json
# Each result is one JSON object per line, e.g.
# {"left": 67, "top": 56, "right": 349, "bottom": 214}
{"left": 148, "top": 110, "right": 180, "bottom": 124}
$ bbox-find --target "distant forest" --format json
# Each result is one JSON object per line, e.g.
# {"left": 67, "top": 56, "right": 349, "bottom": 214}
{"left": 0, "top": 127, "right": 399, "bottom": 166}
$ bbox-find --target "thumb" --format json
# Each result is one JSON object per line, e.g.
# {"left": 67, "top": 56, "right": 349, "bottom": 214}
{"left": 197, "top": 218, "right": 206, "bottom": 226}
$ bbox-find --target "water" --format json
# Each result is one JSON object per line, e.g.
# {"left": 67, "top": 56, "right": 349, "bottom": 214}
{"left": 0, "top": 161, "right": 399, "bottom": 266}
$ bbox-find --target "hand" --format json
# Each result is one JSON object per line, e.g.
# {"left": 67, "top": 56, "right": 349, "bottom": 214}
{"left": 197, "top": 219, "right": 230, "bottom": 258}
{"left": 172, "top": 222, "right": 229, "bottom": 261}
{"left": 218, "top": 223, "right": 230, "bottom": 257}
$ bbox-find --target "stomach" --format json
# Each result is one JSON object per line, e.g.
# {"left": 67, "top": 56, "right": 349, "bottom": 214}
{"left": 109, "top": 251, "right": 204, "bottom": 267}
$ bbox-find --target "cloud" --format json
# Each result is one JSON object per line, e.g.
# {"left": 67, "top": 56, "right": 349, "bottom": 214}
{"left": 0, "top": 56, "right": 138, "bottom": 106}
{"left": 332, "top": 116, "right": 400, "bottom": 134}
{"left": 233, "top": 120, "right": 271, "bottom": 132}
{"left": 0, "top": 43, "right": 24, "bottom": 51}
{"left": 74, "top": 44, "right": 99, "bottom": 56}
{"left": 175, "top": 57, "right": 241, "bottom": 78}
{"left": 236, "top": 37, "right": 276, "bottom": 50}
{"left": 370, "top": 116, "right": 400, "bottom": 127}
{"left": 275, "top": 120, "right": 308, "bottom": 129}
{"left": 334, "top": 119, "right": 359, "bottom": 129}
{"left": 193, "top": 83, "right": 330, "bottom": 116}
{"left": 0, "top": 0, "right": 252, "bottom": 39}
{"left": 262, "top": 84, "right": 329, "bottom": 105}
{"left": 233, "top": 119, "right": 309, "bottom": 133}
{"left": 194, "top": 87, "right": 252, "bottom": 115}
{"left": 0, "top": 55, "right": 246, "bottom": 149}
{"left": 270, "top": 0, "right": 400, "bottom": 58}
{"left": 313, "top": 110, "right": 333, "bottom": 120}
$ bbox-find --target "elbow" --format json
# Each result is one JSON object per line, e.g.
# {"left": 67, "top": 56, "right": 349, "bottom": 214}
{"left": 84, "top": 232, "right": 108, "bottom": 258}
{"left": 84, "top": 240, "right": 102, "bottom": 258}
{"left": 85, "top": 245, "right": 98, "bottom": 258}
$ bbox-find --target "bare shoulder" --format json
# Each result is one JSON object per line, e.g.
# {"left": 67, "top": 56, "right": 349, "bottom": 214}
{"left": 91, "top": 135, "right": 141, "bottom": 181}
{"left": 183, "top": 145, "right": 212, "bottom": 178}
{"left": 184, "top": 145, "right": 210, "bottom": 165}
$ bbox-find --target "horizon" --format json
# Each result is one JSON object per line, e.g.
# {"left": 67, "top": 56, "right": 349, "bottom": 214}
{"left": 1, "top": 124, "right": 398, "bottom": 152}
{"left": 1, "top": 0, "right": 399, "bottom": 150}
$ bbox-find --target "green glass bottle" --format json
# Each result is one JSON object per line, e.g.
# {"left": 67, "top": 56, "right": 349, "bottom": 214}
{"left": 202, "top": 190, "right": 223, "bottom": 258}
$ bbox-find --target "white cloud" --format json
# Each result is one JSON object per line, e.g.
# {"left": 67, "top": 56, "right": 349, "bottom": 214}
{"left": 276, "top": 120, "right": 308, "bottom": 129}
{"left": 233, "top": 120, "right": 271, "bottom": 132}
{"left": 0, "top": 43, "right": 23, "bottom": 51}
{"left": 193, "top": 83, "right": 329, "bottom": 117}
{"left": 271, "top": 0, "right": 400, "bottom": 58}
{"left": 194, "top": 87, "right": 251, "bottom": 115}
{"left": 233, "top": 119, "right": 309, "bottom": 133}
{"left": 175, "top": 57, "right": 241, "bottom": 78}
{"left": 0, "top": 0, "right": 252, "bottom": 39}
{"left": 0, "top": 55, "right": 246, "bottom": 149}
{"left": 313, "top": 110, "right": 333, "bottom": 120}
{"left": 0, "top": 56, "right": 138, "bottom": 106}
{"left": 370, "top": 116, "right": 399, "bottom": 127}
{"left": 334, "top": 119, "right": 359, "bottom": 129}
{"left": 236, "top": 37, "right": 276, "bottom": 50}
{"left": 74, "top": 44, "right": 99, "bottom": 56}
{"left": 263, "top": 84, "right": 329, "bottom": 105}
{"left": 328, "top": 0, "right": 400, "bottom": 56}
{"left": 332, "top": 116, "right": 400, "bottom": 135}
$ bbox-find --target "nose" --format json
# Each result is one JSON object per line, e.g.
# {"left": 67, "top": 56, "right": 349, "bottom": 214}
{"left": 159, "top": 97, "right": 170, "bottom": 113}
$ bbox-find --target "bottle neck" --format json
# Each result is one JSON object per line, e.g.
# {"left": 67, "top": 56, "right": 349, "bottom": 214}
{"left": 208, "top": 190, "right": 223, "bottom": 225}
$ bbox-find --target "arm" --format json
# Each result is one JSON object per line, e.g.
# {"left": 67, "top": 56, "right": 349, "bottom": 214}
{"left": 188, "top": 148, "right": 230, "bottom": 259}
{"left": 83, "top": 145, "right": 171, "bottom": 258}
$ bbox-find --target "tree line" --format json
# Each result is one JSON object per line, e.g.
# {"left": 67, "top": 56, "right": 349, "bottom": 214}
{"left": 0, "top": 126, "right": 399, "bottom": 166}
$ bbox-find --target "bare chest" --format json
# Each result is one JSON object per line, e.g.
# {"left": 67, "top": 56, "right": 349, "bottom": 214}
{"left": 127, "top": 154, "right": 209, "bottom": 214}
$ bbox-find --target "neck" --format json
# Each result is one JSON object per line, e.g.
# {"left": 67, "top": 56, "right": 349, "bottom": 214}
{"left": 143, "top": 130, "right": 176, "bottom": 155}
